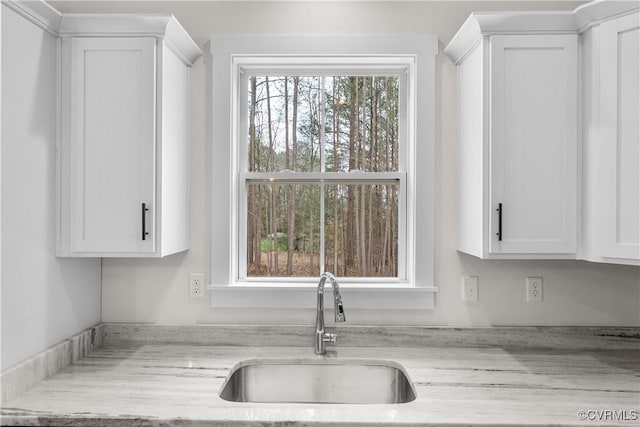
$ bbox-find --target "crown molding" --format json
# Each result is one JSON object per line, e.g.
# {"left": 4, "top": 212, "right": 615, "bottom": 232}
{"left": 574, "top": 0, "right": 640, "bottom": 32}
{"left": 2, "top": 0, "right": 62, "bottom": 35}
{"left": 58, "top": 14, "right": 201, "bottom": 65}
{"left": 444, "top": 1, "right": 640, "bottom": 64}
{"left": 2, "top": 2, "right": 201, "bottom": 66}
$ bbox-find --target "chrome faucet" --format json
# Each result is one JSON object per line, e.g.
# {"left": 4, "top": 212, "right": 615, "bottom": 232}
{"left": 314, "top": 272, "right": 346, "bottom": 355}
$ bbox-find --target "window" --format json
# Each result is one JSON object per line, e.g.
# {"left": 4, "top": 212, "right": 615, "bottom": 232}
{"left": 211, "top": 36, "right": 437, "bottom": 309}
{"left": 239, "top": 66, "right": 409, "bottom": 283}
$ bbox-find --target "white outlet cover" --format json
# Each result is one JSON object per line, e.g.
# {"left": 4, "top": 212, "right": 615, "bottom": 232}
{"left": 526, "top": 277, "right": 543, "bottom": 303}
{"left": 462, "top": 276, "right": 479, "bottom": 302}
{"left": 189, "top": 273, "right": 205, "bottom": 299}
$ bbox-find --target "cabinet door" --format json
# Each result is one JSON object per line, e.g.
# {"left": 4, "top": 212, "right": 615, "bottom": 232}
{"left": 600, "top": 13, "right": 640, "bottom": 260}
{"left": 489, "top": 35, "right": 577, "bottom": 255}
{"left": 69, "top": 37, "right": 156, "bottom": 254}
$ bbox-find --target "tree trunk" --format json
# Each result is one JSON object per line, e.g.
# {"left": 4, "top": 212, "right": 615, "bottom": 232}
{"left": 358, "top": 78, "right": 368, "bottom": 275}
{"left": 332, "top": 77, "right": 339, "bottom": 274}
{"left": 284, "top": 78, "right": 294, "bottom": 275}
{"left": 346, "top": 77, "right": 358, "bottom": 274}
{"left": 367, "top": 79, "right": 378, "bottom": 273}
{"left": 265, "top": 77, "right": 277, "bottom": 274}
{"left": 248, "top": 77, "right": 261, "bottom": 272}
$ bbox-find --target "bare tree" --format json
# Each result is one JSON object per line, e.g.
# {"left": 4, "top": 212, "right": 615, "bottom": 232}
{"left": 285, "top": 77, "right": 300, "bottom": 275}
{"left": 265, "top": 77, "right": 278, "bottom": 274}
{"left": 248, "top": 77, "right": 261, "bottom": 271}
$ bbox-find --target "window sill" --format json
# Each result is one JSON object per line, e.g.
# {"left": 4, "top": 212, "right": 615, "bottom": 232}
{"left": 206, "top": 284, "right": 438, "bottom": 309}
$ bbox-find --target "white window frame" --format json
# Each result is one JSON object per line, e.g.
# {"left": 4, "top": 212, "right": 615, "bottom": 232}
{"left": 209, "top": 35, "right": 437, "bottom": 309}
{"left": 236, "top": 59, "right": 410, "bottom": 285}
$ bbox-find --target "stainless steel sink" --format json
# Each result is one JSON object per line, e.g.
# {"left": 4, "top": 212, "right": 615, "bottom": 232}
{"left": 219, "top": 358, "right": 416, "bottom": 404}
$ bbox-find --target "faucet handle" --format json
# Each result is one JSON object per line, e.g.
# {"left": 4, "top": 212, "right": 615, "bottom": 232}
{"left": 335, "top": 301, "right": 346, "bottom": 323}
{"left": 323, "top": 333, "right": 337, "bottom": 344}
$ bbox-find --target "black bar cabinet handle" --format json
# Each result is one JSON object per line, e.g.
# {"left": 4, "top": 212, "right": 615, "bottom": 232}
{"left": 142, "top": 203, "right": 149, "bottom": 241}
{"left": 496, "top": 203, "right": 503, "bottom": 241}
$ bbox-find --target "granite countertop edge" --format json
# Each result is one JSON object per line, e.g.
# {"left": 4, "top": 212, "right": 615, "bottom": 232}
{"left": 2, "top": 325, "right": 639, "bottom": 427}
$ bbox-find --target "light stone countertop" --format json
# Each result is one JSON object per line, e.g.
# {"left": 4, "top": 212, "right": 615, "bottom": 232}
{"left": 1, "top": 325, "right": 639, "bottom": 426}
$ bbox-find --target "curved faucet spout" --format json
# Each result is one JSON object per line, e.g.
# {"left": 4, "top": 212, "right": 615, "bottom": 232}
{"left": 315, "top": 272, "right": 346, "bottom": 355}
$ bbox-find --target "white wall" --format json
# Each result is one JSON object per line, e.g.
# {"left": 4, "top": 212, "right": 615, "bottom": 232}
{"left": 1, "top": 4, "right": 101, "bottom": 370}
{"left": 51, "top": 1, "right": 640, "bottom": 327}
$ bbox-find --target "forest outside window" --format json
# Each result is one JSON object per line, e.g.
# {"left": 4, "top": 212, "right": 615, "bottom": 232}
{"left": 235, "top": 60, "right": 413, "bottom": 284}
{"left": 211, "top": 35, "right": 436, "bottom": 308}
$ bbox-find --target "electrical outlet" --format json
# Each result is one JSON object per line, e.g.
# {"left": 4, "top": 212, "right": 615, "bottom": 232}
{"left": 526, "top": 277, "right": 543, "bottom": 302}
{"left": 461, "top": 276, "right": 479, "bottom": 302}
{"left": 189, "top": 273, "right": 205, "bottom": 298}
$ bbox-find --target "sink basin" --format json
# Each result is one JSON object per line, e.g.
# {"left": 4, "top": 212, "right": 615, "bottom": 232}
{"left": 219, "top": 358, "right": 416, "bottom": 404}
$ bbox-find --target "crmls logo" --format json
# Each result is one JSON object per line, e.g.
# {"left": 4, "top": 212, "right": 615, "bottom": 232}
{"left": 578, "top": 409, "right": 639, "bottom": 421}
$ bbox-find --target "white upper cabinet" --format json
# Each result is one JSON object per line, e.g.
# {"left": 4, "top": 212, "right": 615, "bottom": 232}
{"left": 446, "top": 16, "right": 578, "bottom": 259}
{"left": 599, "top": 13, "right": 640, "bottom": 262}
{"left": 489, "top": 35, "right": 578, "bottom": 256}
{"left": 57, "top": 15, "right": 201, "bottom": 257}
{"left": 447, "top": 2, "right": 640, "bottom": 265}
{"left": 581, "top": 9, "right": 639, "bottom": 266}
{"left": 67, "top": 37, "right": 156, "bottom": 255}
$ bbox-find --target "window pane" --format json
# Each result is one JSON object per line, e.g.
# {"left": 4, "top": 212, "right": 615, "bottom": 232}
{"left": 247, "top": 76, "right": 399, "bottom": 173}
{"left": 325, "top": 76, "right": 399, "bottom": 173}
{"left": 246, "top": 183, "right": 320, "bottom": 277}
{"left": 324, "top": 183, "right": 398, "bottom": 277}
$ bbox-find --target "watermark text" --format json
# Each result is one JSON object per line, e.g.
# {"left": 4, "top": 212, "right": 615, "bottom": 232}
{"left": 577, "top": 409, "right": 639, "bottom": 422}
